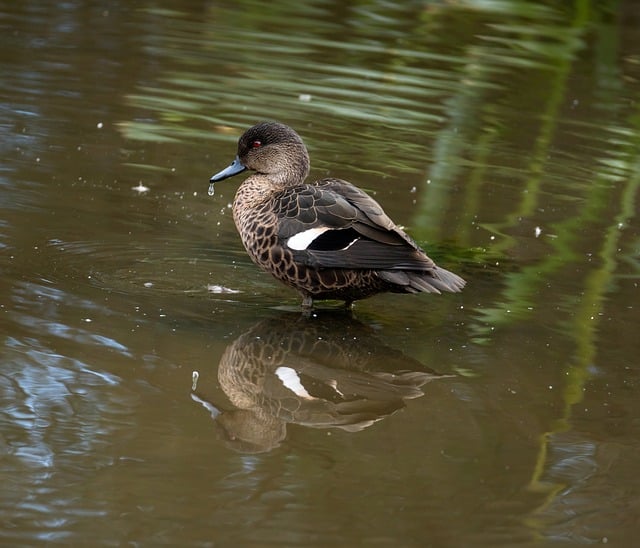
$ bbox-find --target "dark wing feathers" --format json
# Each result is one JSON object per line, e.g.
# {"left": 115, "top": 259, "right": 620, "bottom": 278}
{"left": 277, "top": 180, "right": 409, "bottom": 238}
{"left": 301, "top": 239, "right": 432, "bottom": 270}
{"left": 276, "top": 185, "right": 352, "bottom": 233}
{"left": 351, "top": 222, "right": 417, "bottom": 247}
{"left": 276, "top": 179, "right": 439, "bottom": 271}
{"left": 321, "top": 179, "right": 396, "bottom": 232}
{"left": 271, "top": 179, "right": 466, "bottom": 293}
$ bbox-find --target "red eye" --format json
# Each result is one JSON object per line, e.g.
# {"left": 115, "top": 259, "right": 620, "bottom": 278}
{"left": 252, "top": 140, "right": 262, "bottom": 148}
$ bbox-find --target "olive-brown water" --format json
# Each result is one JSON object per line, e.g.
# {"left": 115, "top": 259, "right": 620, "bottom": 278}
{"left": 2, "top": 1, "right": 639, "bottom": 546}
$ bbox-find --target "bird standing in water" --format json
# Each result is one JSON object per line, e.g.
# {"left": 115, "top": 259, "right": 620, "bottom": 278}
{"left": 209, "top": 122, "right": 465, "bottom": 308}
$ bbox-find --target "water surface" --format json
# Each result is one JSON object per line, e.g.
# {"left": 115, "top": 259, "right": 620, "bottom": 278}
{"left": 1, "top": 1, "right": 639, "bottom": 546}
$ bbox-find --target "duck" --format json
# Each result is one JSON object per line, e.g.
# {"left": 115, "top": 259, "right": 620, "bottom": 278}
{"left": 209, "top": 121, "right": 465, "bottom": 308}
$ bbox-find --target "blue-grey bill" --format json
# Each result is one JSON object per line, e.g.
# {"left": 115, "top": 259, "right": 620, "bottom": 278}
{"left": 209, "top": 156, "right": 247, "bottom": 182}
{"left": 208, "top": 156, "right": 247, "bottom": 197}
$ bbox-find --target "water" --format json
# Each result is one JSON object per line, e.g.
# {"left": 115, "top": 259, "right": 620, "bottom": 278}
{"left": 1, "top": 1, "right": 639, "bottom": 545}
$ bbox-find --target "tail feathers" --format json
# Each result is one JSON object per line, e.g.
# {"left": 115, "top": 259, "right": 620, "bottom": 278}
{"left": 430, "top": 266, "right": 466, "bottom": 292}
{"left": 378, "top": 266, "right": 466, "bottom": 294}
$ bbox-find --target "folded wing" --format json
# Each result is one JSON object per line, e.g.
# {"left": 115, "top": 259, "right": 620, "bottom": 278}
{"left": 276, "top": 179, "right": 436, "bottom": 271}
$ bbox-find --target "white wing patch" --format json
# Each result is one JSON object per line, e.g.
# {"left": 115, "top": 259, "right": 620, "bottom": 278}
{"left": 275, "top": 367, "right": 314, "bottom": 399}
{"left": 287, "top": 227, "right": 331, "bottom": 250}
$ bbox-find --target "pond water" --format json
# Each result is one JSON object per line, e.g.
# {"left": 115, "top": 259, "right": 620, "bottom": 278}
{"left": 1, "top": 1, "right": 639, "bottom": 546}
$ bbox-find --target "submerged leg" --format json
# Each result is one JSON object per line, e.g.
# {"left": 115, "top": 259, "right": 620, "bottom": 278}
{"left": 301, "top": 294, "right": 314, "bottom": 310}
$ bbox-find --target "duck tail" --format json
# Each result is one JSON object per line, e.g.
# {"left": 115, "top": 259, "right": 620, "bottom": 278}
{"left": 378, "top": 267, "right": 466, "bottom": 294}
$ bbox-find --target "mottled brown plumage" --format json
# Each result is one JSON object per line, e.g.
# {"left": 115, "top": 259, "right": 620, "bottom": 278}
{"left": 209, "top": 121, "right": 465, "bottom": 308}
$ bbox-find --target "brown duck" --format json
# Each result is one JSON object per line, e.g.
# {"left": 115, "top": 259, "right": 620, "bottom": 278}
{"left": 209, "top": 122, "right": 465, "bottom": 308}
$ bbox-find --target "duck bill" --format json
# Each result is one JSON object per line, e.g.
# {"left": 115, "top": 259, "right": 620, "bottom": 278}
{"left": 210, "top": 156, "right": 247, "bottom": 182}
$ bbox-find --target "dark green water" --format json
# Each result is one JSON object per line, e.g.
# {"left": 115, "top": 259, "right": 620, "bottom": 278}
{"left": 1, "top": 1, "right": 639, "bottom": 545}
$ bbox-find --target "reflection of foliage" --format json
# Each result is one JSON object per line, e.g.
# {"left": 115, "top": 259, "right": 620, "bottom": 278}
{"left": 404, "top": 0, "right": 639, "bottom": 530}
{"left": 110, "top": 1, "right": 640, "bottom": 537}
{"left": 119, "top": 0, "right": 638, "bottom": 498}
{"left": 120, "top": 1, "right": 589, "bottom": 174}
{"left": 119, "top": 0, "right": 639, "bottom": 340}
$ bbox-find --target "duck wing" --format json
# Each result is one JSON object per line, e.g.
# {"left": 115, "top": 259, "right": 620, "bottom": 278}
{"left": 276, "top": 179, "right": 436, "bottom": 271}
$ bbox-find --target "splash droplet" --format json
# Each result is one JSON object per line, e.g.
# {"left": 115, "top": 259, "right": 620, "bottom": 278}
{"left": 192, "top": 370, "right": 199, "bottom": 390}
{"left": 208, "top": 182, "right": 215, "bottom": 196}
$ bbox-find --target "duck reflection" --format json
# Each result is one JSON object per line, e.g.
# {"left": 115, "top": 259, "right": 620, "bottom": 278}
{"left": 191, "top": 312, "right": 450, "bottom": 453}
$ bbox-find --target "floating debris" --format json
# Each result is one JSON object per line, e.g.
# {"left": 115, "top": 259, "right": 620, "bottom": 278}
{"left": 207, "top": 284, "right": 240, "bottom": 294}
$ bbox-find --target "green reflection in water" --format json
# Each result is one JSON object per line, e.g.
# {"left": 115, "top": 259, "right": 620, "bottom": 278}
{"left": 115, "top": 1, "right": 637, "bottom": 535}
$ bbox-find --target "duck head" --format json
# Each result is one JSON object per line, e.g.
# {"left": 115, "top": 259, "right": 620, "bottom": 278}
{"left": 210, "top": 122, "right": 311, "bottom": 187}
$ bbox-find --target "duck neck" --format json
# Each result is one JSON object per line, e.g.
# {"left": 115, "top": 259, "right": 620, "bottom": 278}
{"left": 272, "top": 144, "right": 310, "bottom": 187}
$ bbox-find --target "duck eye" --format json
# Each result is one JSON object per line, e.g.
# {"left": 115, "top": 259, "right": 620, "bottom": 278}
{"left": 251, "top": 140, "right": 262, "bottom": 148}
